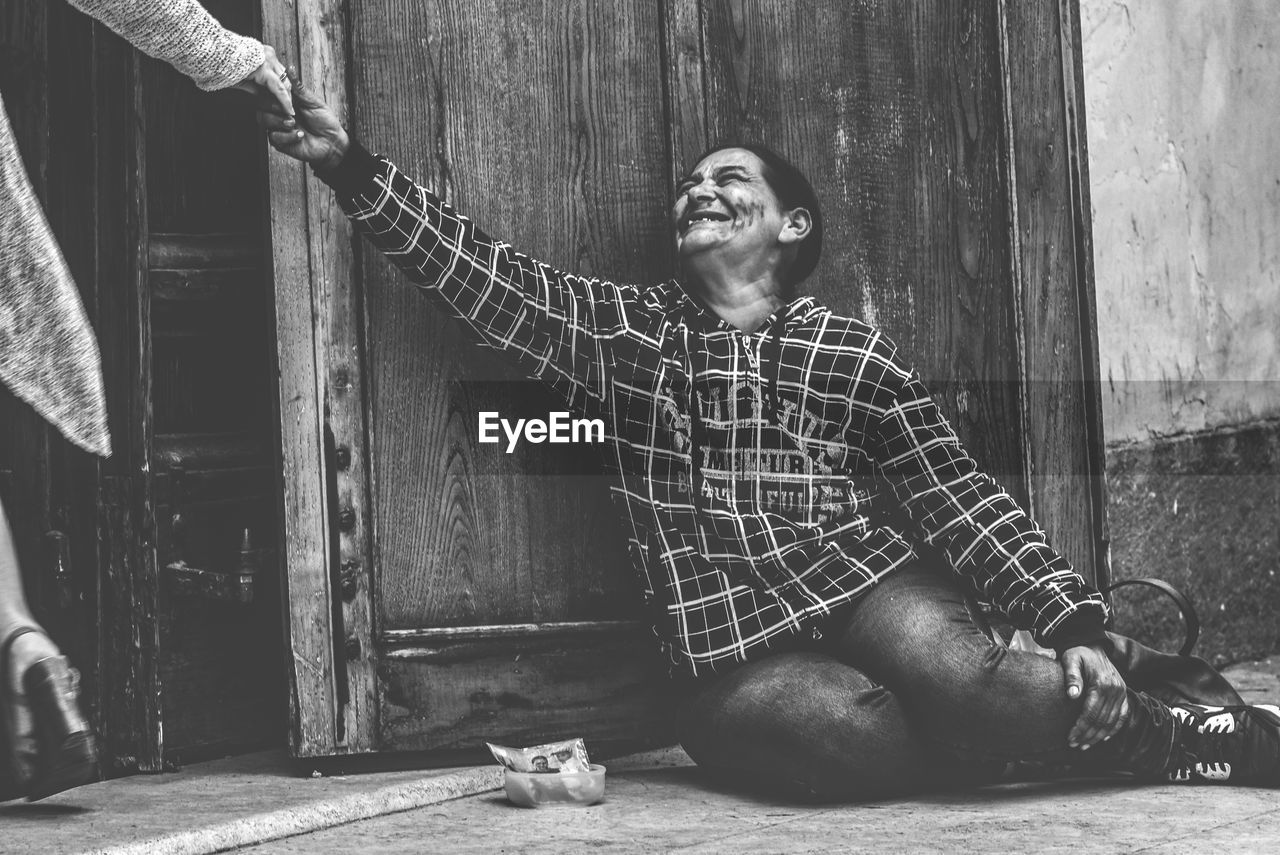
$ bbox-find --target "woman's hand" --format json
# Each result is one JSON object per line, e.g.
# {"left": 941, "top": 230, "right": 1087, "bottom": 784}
{"left": 259, "top": 71, "right": 350, "bottom": 173}
{"left": 233, "top": 44, "right": 294, "bottom": 117}
{"left": 1061, "top": 642, "right": 1129, "bottom": 749}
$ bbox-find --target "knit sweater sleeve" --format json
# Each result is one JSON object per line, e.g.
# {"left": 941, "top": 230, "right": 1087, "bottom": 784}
{"left": 65, "top": 0, "right": 265, "bottom": 91}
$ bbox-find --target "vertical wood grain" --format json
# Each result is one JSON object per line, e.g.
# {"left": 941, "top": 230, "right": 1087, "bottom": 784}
{"left": 132, "top": 63, "right": 161, "bottom": 768}
{"left": 662, "top": 0, "right": 707, "bottom": 175}
{"left": 997, "top": 0, "right": 1101, "bottom": 584}
{"left": 295, "top": 0, "right": 379, "bottom": 756}
{"left": 262, "top": 0, "right": 379, "bottom": 755}
{"left": 93, "top": 34, "right": 163, "bottom": 772}
{"left": 260, "top": 0, "right": 341, "bottom": 757}
{"left": 350, "top": 0, "right": 666, "bottom": 631}
{"left": 1057, "top": 0, "right": 1110, "bottom": 589}
{"left": 43, "top": 0, "right": 104, "bottom": 747}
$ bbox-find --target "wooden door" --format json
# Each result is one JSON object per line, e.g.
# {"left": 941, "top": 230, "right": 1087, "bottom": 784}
{"left": 2, "top": 0, "right": 162, "bottom": 773}
{"left": 5, "top": 0, "right": 285, "bottom": 772}
{"left": 263, "top": 0, "right": 1107, "bottom": 760}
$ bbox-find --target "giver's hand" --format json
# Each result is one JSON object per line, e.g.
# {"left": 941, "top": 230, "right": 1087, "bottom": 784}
{"left": 1062, "top": 642, "right": 1129, "bottom": 750}
{"left": 233, "top": 45, "right": 294, "bottom": 117}
{"left": 259, "top": 71, "right": 349, "bottom": 172}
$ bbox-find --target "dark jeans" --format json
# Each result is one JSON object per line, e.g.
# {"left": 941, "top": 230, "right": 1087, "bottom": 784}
{"left": 676, "top": 561, "right": 1104, "bottom": 800}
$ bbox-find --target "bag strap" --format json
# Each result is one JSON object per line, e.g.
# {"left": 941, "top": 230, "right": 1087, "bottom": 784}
{"left": 1105, "top": 577, "right": 1200, "bottom": 657}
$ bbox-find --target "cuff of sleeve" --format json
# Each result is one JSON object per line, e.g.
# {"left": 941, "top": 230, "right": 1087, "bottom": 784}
{"left": 195, "top": 36, "right": 265, "bottom": 92}
{"left": 1044, "top": 610, "right": 1110, "bottom": 656}
{"left": 313, "top": 139, "right": 382, "bottom": 199}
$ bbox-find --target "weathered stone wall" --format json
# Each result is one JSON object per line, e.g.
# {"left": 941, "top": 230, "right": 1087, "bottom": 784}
{"left": 1083, "top": 0, "right": 1280, "bottom": 440}
{"left": 1082, "top": 0, "right": 1280, "bottom": 665}
{"left": 1105, "top": 422, "right": 1280, "bottom": 666}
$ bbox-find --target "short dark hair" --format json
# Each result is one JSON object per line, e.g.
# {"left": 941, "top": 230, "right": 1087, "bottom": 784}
{"left": 692, "top": 142, "right": 824, "bottom": 290}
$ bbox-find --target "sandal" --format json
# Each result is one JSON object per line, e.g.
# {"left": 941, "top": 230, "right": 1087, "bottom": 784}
{"left": 1, "top": 626, "right": 97, "bottom": 801}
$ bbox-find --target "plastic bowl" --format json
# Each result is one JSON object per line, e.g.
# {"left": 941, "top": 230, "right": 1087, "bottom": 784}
{"left": 503, "top": 764, "right": 607, "bottom": 807}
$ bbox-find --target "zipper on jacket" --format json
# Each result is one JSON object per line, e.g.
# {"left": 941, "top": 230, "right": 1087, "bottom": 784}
{"left": 741, "top": 332, "right": 760, "bottom": 372}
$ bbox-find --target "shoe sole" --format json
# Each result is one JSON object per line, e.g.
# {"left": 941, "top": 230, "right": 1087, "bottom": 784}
{"left": 25, "top": 731, "right": 96, "bottom": 802}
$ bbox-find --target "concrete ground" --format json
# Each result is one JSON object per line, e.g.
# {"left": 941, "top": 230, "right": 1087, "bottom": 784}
{"left": 2, "top": 658, "right": 1279, "bottom": 855}
{"left": 240, "top": 768, "right": 1280, "bottom": 855}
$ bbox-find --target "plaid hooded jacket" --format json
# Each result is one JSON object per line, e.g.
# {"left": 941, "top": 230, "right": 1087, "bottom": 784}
{"left": 320, "top": 142, "right": 1109, "bottom": 678}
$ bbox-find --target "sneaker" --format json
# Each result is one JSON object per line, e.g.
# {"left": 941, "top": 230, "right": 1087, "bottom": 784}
{"left": 1167, "top": 703, "right": 1280, "bottom": 785}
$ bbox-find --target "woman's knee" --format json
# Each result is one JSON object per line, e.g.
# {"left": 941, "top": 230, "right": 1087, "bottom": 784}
{"left": 676, "top": 652, "right": 933, "bottom": 800}
{"left": 836, "top": 566, "right": 1059, "bottom": 705}
{"left": 893, "top": 641, "right": 1079, "bottom": 757}
{"left": 677, "top": 653, "right": 859, "bottom": 749}
{"left": 827, "top": 565, "right": 1083, "bottom": 756}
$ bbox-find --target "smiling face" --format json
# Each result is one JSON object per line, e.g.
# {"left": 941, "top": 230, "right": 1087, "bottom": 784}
{"left": 672, "top": 148, "right": 809, "bottom": 293}
{"left": 674, "top": 148, "right": 783, "bottom": 254}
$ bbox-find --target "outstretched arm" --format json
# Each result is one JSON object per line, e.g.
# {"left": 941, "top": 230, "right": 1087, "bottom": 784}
{"left": 261, "top": 82, "right": 633, "bottom": 414}
{"left": 64, "top": 0, "right": 292, "bottom": 114}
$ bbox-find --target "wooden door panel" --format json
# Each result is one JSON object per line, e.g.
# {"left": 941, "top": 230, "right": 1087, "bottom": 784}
{"left": 366, "top": 378, "right": 636, "bottom": 629}
{"left": 379, "top": 625, "right": 674, "bottom": 753}
{"left": 348, "top": 0, "right": 671, "bottom": 752}
{"left": 1000, "top": 0, "right": 1107, "bottom": 584}
{"left": 353, "top": 0, "right": 666, "bottom": 634}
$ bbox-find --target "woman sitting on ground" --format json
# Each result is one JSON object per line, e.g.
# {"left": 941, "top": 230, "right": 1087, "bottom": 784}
{"left": 262, "top": 79, "right": 1279, "bottom": 798}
